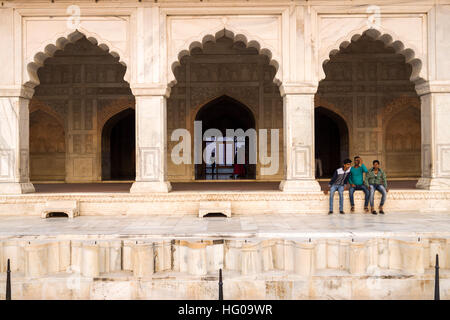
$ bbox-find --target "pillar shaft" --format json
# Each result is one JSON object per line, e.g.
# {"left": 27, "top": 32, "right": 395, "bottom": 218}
{"left": 130, "top": 87, "right": 171, "bottom": 193}
{"left": 0, "top": 87, "right": 35, "bottom": 194}
{"left": 416, "top": 81, "right": 450, "bottom": 190}
{"left": 279, "top": 84, "right": 321, "bottom": 192}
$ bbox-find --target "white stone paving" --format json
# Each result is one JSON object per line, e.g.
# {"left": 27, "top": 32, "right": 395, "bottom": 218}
{"left": 0, "top": 211, "right": 449, "bottom": 240}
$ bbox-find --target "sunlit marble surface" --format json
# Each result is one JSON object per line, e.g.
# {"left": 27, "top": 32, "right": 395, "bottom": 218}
{"left": 0, "top": 211, "right": 449, "bottom": 240}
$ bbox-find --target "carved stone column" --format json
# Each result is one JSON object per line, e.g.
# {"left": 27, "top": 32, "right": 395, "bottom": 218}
{"left": 0, "top": 86, "right": 35, "bottom": 194}
{"left": 416, "top": 81, "right": 450, "bottom": 190}
{"left": 279, "top": 84, "right": 321, "bottom": 192}
{"left": 130, "top": 86, "right": 171, "bottom": 193}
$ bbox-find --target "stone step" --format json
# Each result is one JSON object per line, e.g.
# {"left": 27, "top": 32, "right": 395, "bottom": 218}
{"left": 41, "top": 200, "right": 79, "bottom": 219}
{"left": 199, "top": 201, "right": 231, "bottom": 217}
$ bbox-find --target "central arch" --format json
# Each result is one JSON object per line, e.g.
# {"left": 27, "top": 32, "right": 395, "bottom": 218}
{"left": 315, "top": 29, "right": 421, "bottom": 179}
{"left": 166, "top": 30, "right": 284, "bottom": 182}
{"left": 195, "top": 95, "right": 256, "bottom": 180}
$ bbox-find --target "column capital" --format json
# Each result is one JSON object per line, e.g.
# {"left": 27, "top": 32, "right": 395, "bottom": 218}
{"left": 279, "top": 82, "right": 318, "bottom": 96}
{"left": 415, "top": 80, "right": 450, "bottom": 96}
{"left": 130, "top": 83, "right": 171, "bottom": 97}
{"left": 0, "top": 85, "right": 34, "bottom": 99}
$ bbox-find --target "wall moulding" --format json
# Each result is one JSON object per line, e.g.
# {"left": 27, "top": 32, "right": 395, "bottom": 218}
{"left": 166, "top": 20, "right": 283, "bottom": 89}
{"left": 0, "top": 85, "right": 35, "bottom": 99}
{"left": 415, "top": 81, "right": 450, "bottom": 96}
{"left": 23, "top": 25, "right": 130, "bottom": 88}
{"left": 316, "top": 10, "right": 428, "bottom": 83}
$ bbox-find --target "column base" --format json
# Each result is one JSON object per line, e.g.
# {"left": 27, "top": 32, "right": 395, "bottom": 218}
{"left": 130, "top": 181, "right": 172, "bottom": 193}
{"left": 416, "top": 177, "right": 450, "bottom": 190}
{"left": 279, "top": 180, "right": 322, "bottom": 192}
{"left": 0, "top": 182, "right": 35, "bottom": 194}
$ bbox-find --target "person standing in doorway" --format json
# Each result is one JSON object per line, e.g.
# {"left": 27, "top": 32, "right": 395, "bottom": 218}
{"left": 210, "top": 151, "right": 216, "bottom": 179}
{"left": 365, "top": 160, "right": 388, "bottom": 215}
{"left": 315, "top": 150, "right": 323, "bottom": 178}
{"left": 232, "top": 154, "right": 245, "bottom": 179}
{"left": 348, "top": 156, "right": 370, "bottom": 213}
{"left": 325, "top": 158, "right": 352, "bottom": 214}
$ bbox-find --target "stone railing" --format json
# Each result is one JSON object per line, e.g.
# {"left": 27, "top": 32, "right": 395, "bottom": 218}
{"left": 1, "top": 237, "right": 448, "bottom": 278}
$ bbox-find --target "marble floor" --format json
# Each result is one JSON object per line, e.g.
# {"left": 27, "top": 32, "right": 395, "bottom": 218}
{"left": 0, "top": 211, "right": 448, "bottom": 240}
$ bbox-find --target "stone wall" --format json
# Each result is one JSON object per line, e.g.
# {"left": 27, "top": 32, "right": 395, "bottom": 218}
{"left": 0, "top": 237, "right": 448, "bottom": 299}
{"left": 29, "top": 110, "right": 66, "bottom": 181}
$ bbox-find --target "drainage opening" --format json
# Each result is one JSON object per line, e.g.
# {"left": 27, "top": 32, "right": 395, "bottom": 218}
{"left": 203, "top": 212, "right": 227, "bottom": 218}
{"left": 46, "top": 212, "right": 69, "bottom": 218}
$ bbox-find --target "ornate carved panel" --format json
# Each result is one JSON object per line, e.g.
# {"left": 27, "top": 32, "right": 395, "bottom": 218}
{"left": 0, "top": 150, "right": 13, "bottom": 180}
{"left": 385, "top": 107, "right": 421, "bottom": 176}
{"left": 140, "top": 147, "right": 160, "bottom": 181}
{"left": 30, "top": 36, "right": 134, "bottom": 182}
{"left": 29, "top": 110, "right": 65, "bottom": 181}
{"left": 30, "top": 111, "right": 65, "bottom": 154}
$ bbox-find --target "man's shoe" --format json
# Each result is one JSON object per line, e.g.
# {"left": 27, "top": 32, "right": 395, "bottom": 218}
{"left": 340, "top": 211, "right": 345, "bottom": 214}
{"left": 372, "top": 210, "right": 377, "bottom": 215}
{"left": 379, "top": 206, "right": 385, "bottom": 214}
{"left": 328, "top": 211, "right": 333, "bottom": 215}
{"left": 350, "top": 206, "right": 355, "bottom": 213}
{"left": 364, "top": 207, "right": 369, "bottom": 213}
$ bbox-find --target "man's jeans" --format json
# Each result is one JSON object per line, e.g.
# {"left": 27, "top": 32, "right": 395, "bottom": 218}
{"left": 329, "top": 184, "right": 344, "bottom": 212}
{"left": 349, "top": 185, "right": 369, "bottom": 207}
{"left": 369, "top": 184, "right": 387, "bottom": 207}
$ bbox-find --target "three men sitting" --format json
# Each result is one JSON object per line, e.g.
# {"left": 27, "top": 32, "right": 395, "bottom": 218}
{"left": 327, "top": 157, "right": 388, "bottom": 215}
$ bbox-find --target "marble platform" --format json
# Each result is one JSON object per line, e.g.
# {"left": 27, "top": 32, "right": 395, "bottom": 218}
{"left": 0, "top": 181, "right": 449, "bottom": 216}
{"left": 0, "top": 212, "right": 449, "bottom": 300}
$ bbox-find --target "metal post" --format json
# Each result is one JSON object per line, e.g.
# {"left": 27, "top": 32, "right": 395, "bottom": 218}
{"left": 6, "top": 259, "right": 11, "bottom": 300}
{"left": 218, "top": 268, "right": 223, "bottom": 300}
{"left": 434, "top": 254, "right": 440, "bottom": 300}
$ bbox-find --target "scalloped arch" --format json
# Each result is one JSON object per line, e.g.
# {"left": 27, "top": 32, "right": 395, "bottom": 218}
{"left": 98, "top": 100, "right": 136, "bottom": 132}
{"left": 168, "top": 28, "right": 281, "bottom": 90}
{"left": 29, "top": 103, "right": 65, "bottom": 129}
{"left": 382, "top": 96, "right": 421, "bottom": 133}
{"left": 320, "top": 28, "right": 425, "bottom": 84}
{"left": 314, "top": 95, "right": 353, "bottom": 145}
{"left": 25, "top": 29, "right": 130, "bottom": 88}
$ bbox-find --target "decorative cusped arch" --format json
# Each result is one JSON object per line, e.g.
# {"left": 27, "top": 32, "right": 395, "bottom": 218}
{"left": 168, "top": 28, "right": 281, "bottom": 91}
{"left": 192, "top": 94, "right": 257, "bottom": 130}
{"left": 25, "top": 29, "right": 130, "bottom": 88}
{"left": 382, "top": 96, "right": 421, "bottom": 133}
{"left": 29, "top": 101, "right": 65, "bottom": 129}
{"left": 314, "top": 95, "right": 353, "bottom": 156}
{"left": 190, "top": 92, "right": 259, "bottom": 123}
{"left": 314, "top": 95, "right": 353, "bottom": 139}
{"left": 97, "top": 98, "right": 136, "bottom": 132}
{"left": 320, "top": 28, "right": 424, "bottom": 84}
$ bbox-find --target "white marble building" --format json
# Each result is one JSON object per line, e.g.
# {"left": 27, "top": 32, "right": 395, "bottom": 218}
{"left": 1, "top": 0, "right": 450, "bottom": 300}
{"left": 0, "top": 0, "right": 449, "bottom": 194}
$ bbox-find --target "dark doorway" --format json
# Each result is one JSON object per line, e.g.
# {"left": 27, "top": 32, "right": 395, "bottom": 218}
{"left": 102, "top": 108, "right": 136, "bottom": 180}
{"left": 195, "top": 95, "right": 256, "bottom": 180}
{"left": 314, "top": 107, "right": 349, "bottom": 178}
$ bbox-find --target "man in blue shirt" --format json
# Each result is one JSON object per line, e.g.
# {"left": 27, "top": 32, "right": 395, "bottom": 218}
{"left": 325, "top": 158, "right": 352, "bottom": 214}
{"left": 348, "top": 156, "right": 369, "bottom": 213}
